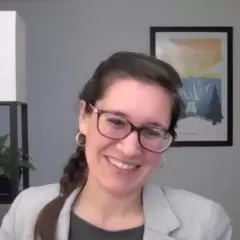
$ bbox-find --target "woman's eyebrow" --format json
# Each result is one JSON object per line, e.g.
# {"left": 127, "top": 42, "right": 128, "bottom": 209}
{"left": 102, "top": 109, "right": 129, "bottom": 118}
{"left": 144, "top": 122, "right": 168, "bottom": 130}
{"left": 99, "top": 107, "right": 168, "bottom": 130}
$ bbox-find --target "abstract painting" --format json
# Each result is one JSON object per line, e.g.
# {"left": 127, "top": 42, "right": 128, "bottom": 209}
{"left": 150, "top": 27, "right": 233, "bottom": 146}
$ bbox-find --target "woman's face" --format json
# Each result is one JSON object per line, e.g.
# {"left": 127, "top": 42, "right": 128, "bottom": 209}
{"left": 79, "top": 78, "right": 172, "bottom": 196}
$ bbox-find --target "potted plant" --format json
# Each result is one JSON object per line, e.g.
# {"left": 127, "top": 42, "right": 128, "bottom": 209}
{"left": 0, "top": 134, "right": 35, "bottom": 200}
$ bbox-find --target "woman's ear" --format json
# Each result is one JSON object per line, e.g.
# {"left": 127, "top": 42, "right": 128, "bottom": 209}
{"left": 78, "top": 100, "right": 88, "bottom": 135}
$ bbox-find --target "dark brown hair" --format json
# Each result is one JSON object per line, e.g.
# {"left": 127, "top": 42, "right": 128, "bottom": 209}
{"left": 34, "top": 51, "right": 182, "bottom": 240}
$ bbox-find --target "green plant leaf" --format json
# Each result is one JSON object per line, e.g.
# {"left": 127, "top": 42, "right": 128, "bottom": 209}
{"left": 0, "top": 166, "right": 4, "bottom": 175}
{"left": 0, "top": 134, "right": 9, "bottom": 154}
{"left": 0, "top": 134, "right": 36, "bottom": 178}
{"left": 19, "top": 160, "right": 36, "bottom": 171}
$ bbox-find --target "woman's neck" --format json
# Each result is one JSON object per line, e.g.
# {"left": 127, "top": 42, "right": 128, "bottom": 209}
{"left": 73, "top": 176, "right": 144, "bottom": 230}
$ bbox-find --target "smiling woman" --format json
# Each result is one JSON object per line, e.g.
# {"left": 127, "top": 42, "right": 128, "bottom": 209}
{"left": 0, "top": 51, "right": 232, "bottom": 240}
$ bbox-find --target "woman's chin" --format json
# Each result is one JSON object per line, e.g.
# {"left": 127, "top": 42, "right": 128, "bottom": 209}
{"left": 101, "top": 181, "right": 142, "bottom": 196}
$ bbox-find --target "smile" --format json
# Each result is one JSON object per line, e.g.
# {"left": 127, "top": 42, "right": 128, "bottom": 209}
{"left": 107, "top": 157, "right": 140, "bottom": 170}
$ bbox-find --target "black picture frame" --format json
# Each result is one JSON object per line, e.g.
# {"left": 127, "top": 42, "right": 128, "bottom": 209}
{"left": 150, "top": 26, "right": 233, "bottom": 147}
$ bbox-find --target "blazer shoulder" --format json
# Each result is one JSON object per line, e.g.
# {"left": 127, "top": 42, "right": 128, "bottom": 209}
{"left": 163, "top": 186, "right": 216, "bottom": 208}
{"left": 12, "top": 183, "right": 60, "bottom": 217}
{"left": 20, "top": 183, "right": 60, "bottom": 198}
{"left": 162, "top": 186, "right": 232, "bottom": 238}
{"left": 162, "top": 186, "right": 224, "bottom": 220}
{"left": 0, "top": 183, "right": 60, "bottom": 240}
{"left": 18, "top": 183, "right": 60, "bottom": 208}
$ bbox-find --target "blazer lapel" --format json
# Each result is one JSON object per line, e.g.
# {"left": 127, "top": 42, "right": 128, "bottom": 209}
{"left": 142, "top": 184, "right": 180, "bottom": 240}
{"left": 56, "top": 188, "right": 81, "bottom": 240}
{"left": 55, "top": 184, "right": 180, "bottom": 240}
{"left": 144, "top": 228, "right": 180, "bottom": 240}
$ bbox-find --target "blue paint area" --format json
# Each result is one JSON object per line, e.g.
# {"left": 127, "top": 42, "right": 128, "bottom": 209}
{"left": 179, "top": 77, "right": 223, "bottom": 125}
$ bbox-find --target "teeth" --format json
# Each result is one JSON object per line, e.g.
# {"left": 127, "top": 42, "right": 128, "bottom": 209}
{"left": 108, "top": 157, "right": 137, "bottom": 170}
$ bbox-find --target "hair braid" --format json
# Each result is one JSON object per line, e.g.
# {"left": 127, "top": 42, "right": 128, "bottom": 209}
{"left": 34, "top": 146, "right": 88, "bottom": 240}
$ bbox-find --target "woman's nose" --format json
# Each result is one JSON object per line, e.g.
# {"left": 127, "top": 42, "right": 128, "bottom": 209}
{"left": 116, "top": 131, "right": 141, "bottom": 157}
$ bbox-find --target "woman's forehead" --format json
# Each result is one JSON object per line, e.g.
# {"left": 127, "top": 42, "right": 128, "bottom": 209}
{"left": 96, "top": 78, "right": 172, "bottom": 127}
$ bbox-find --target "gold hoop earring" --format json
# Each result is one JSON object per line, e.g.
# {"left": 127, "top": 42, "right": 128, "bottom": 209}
{"left": 159, "top": 155, "right": 166, "bottom": 168}
{"left": 76, "top": 132, "right": 86, "bottom": 147}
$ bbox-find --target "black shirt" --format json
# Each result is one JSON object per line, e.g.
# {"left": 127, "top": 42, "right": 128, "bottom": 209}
{"left": 69, "top": 211, "right": 144, "bottom": 240}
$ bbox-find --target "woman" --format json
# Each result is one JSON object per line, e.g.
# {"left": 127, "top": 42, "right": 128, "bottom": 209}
{"left": 0, "top": 51, "right": 232, "bottom": 240}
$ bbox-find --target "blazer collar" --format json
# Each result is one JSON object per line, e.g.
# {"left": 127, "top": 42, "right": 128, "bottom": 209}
{"left": 142, "top": 184, "right": 180, "bottom": 239}
{"left": 56, "top": 187, "right": 81, "bottom": 240}
{"left": 56, "top": 184, "right": 180, "bottom": 240}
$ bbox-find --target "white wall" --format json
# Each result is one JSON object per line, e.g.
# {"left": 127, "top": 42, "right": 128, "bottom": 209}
{"left": 0, "top": 0, "right": 239, "bottom": 239}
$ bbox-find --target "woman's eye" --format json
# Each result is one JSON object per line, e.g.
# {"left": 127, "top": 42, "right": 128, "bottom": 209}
{"left": 107, "top": 118, "right": 126, "bottom": 127}
{"left": 148, "top": 130, "right": 160, "bottom": 136}
{"left": 143, "top": 128, "right": 163, "bottom": 137}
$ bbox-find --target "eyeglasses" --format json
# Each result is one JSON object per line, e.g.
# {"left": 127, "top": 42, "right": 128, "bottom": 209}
{"left": 90, "top": 105, "right": 173, "bottom": 153}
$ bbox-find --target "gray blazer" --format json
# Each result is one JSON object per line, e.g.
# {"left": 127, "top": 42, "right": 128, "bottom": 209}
{"left": 0, "top": 183, "right": 232, "bottom": 240}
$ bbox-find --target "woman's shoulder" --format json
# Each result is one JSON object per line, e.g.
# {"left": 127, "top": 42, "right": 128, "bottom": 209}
{"left": 9, "top": 184, "right": 58, "bottom": 216}
{"left": 145, "top": 183, "right": 217, "bottom": 208}
{"left": 163, "top": 186, "right": 216, "bottom": 207}
{"left": 20, "top": 183, "right": 60, "bottom": 197}
{"left": 142, "top": 184, "right": 232, "bottom": 239}
{"left": 17, "top": 183, "right": 60, "bottom": 208}
{"left": 145, "top": 184, "right": 231, "bottom": 232}
{"left": 145, "top": 184, "right": 230, "bottom": 221}
{"left": 17, "top": 183, "right": 60, "bottom": 202}
{"left": 164, "top": 186, "right": 231, "bottom": 223}
{"left": 11, "top": 183, "right": 60, "bottom": 216}
{"left": 0, "top": 184, "right": 61, "bottom": 239}
{"left": 143, "top": 184, "right": 231, "bottom": 239}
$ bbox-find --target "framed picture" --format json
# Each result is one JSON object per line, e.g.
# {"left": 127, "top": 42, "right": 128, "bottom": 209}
{"left": 150, "top": 26, "right": 233, "bottom": 147}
